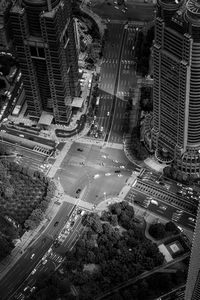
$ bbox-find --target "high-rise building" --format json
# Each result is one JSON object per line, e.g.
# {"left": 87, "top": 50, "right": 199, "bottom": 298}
{"left": 0, "top": 0, "right": 12, "bottom": 51}
{"left": 9, "top": 0, "right": 80, "bottom": 124}
{"left": 152, "top": 0, "right": 200, "bottom": 175}
{"left": 185, "top": 204, "right": 200, "bottom": 300}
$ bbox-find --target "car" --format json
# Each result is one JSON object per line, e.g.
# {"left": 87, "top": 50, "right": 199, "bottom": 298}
{"left": 115, "top": 170, "right": 121, "bottom": 173}
{"left": 54, "top": 221, "right": 59, "bottom": 227}
{"left": 105, "top": 173, "right": 111, "bottom": 176}
{"left": 100, "top": 126, "right": 103, "bottom": 132}
{"left": 93, "top": 174, "right": 100, "bottom": 179}
{"left": 176, "top": 210, "right": 183, "bottom": 215}
{"left": 76, "top": 188, "right": 81, "bottom": 194}
{"left": 120, "top": 165, "right": 125, "bottom": 169}
{"left": 102, "top": 155, "right": 107, "bottom": 159}
{"left": 31, "top": 268, "right": 37, "bottom": 275}
{"left": 24, "top": 286, "right": 29, "bottom": 292}
{"left": 42, "top": 259, "right": 47, "bottom": 265}
{"left": 30, "top": 287, "right": 36, "bottom": 293}
{"left": 118, "top": 174, "right": 123, "bottom": 177}
{"left": 81, "top": 210, "right": 86, "bottom": 216}
{"left": 177, "top": 183, "right": 182, "bottom": 187}
{"left": 16, "top": 293, "right": 25, "bottom": 300}
{"left": 95, "top": 133, "right": 98, "bottom": 138}
{"left": 114, "top": 6, "right": 119, "bottom": 9}
{"left": 107, "top": 111, "right": 110, "bottom": 116}
{"left": 159, "top": 205, "right": 167, "bottom": 211}
{"left": 122, "top": 9, "right": 126, "bottom": 13}
{"left": 188, "top": 217, "right": 195, "bottom": 222}
{"left": 77, "top": 148, "right": 83, "bottom": 152}
{"left": 30, "top": 253, "right": 35, "bottom": 260}
{"left": 19, "top": 134, "right": 24, "bottom": 137}
{"left": 177, "top": 226, "right": 183, "bottom": 232}
{"left": 114, "top": 1, "right": 117, "bottom": 3}
{"left": 70, "top": 221, "right": 75, "bottom": 227}
{"left": 151, "top": 199, "right": 158, "bottom": 206}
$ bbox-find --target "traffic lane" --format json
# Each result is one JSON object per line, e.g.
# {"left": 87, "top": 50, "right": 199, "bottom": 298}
{"left": 0, "top": 141, "right": 48, "bottom": 163}
{"left": 126, "top": 190, "right": 195, "bottom": 231}
{"left": 92, "top": 2, "right": 154, "bottom": 21}
{"left": 0, "top": 237, "right": 53, "bottom": 300}
{"left": 0, "top": 204, "right": 74, "bottom": 299}
{"left": 84, "top": 172, "right": 131, "bottom": 203}
{"left": 0, "top": 124, "right": 56, "bottom": 147}
{"left": 43, "top": 202, "right": 75, "bottom": 238}
{"left": 56, "top": 217, "right": 84, "bottom": 254}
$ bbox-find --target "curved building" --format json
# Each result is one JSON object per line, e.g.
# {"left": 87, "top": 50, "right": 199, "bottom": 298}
{"left": 152, "top": 0, "right": 200, "bottom": 175}
{"left": 9, "top": 0, "right": 80, "bottom": 124}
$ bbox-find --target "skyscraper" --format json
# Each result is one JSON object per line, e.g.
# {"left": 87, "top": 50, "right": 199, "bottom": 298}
{"left": 152, "top": 0, "right": 200, "bottom": 175}
{"left": 185, "top": 203, "right": 200, "bottom": 300}
{"left": 9, "top": 0, "right": 80, "bottom": 124}
{"left": 0, "top": 0, "right": 12, "bottom": 51}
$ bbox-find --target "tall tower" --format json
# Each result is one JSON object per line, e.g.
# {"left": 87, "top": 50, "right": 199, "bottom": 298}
{"left": 152, "top": 0, "right": 200, "bottom": 175}
{"left": 0, "top": 0, "right": 12, "bottom": 51}
{"left": 185, "top": 206, "right": 200, "bottom": 299}
{"left": 9, "top": 0, "right": 80, "bottom": 124}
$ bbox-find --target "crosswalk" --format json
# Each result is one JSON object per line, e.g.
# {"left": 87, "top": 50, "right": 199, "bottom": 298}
{"left": 33, "top": 145, "right": 52, "bottom": 155}
{"left": 49, "top": 252, "right": 63, "bottom": 263}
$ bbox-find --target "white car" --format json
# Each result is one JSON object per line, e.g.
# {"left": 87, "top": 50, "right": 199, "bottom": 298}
{"left": 30, "top": 253, "right": 35, "bottom": 260}
{"left": 188, "top": 217, "right": 195, "bottom": 223}
{"left": 93, "top": 174, "right": 100, "bottom": 179}
{"left": 118, "top": 174, "right": 123, "bottom": 177}
{"left": 159, "top": 205, "right": 167, "bottom": 211}
{"left": 151, "top": 199, "right": 158, "bottom": 206}
{"left": 107, "top": 112, "right": 110, "bottom": 116}
{"left": 31, "top": 268, "right": 37, "bottom": 275}
{"left": 42, "top": 259, "right": 47, "bottom": 265}
{"left": 114, "top": 6, "right": 119, "bottom": 9}
{"left": 105, "top": 173, "right": 111, "bottom": 176}
{"left": 120, "top": 165, "right": 125, "bottom": 169}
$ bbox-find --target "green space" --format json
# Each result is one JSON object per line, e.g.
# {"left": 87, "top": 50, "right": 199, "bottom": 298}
{"left": 0, "top": 158, "right": 56, "bottom": 260}
{"left": 30, "top": 201, "right": 164, "bottom": 299}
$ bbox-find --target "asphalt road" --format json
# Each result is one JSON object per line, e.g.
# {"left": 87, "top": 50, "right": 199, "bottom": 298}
{"left": 54, "top": 141, "right": 138, "bottom": 204}
{"left": 13, "top": 206, "right": 85, "bottom": 299}
{"left": 0, "top": 140, "right": 53, "bottom": 173}
{"left": 0, "top": 124, "right": 56, "bottom": 149}
{"left": 90, "top": 22, "right": 140, "bottom": 145}
{"left": 89, "top": 1, "right": 154, "bottom": 21}
{"left": 0, "top": 202, "right": 74, "bottom": 300}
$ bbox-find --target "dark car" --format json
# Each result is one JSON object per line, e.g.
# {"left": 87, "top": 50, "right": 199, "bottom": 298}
{"left": 54, "top": 221, "right": 59, "bottom": 227}
{"left": 76, "top": 188, "right": 81, "bottom": 194}
{"left": 115, "top": 170, "right": 121, "bottom": 173}
{"left": 77, "top": 148, "right": 83, "bottom": 152}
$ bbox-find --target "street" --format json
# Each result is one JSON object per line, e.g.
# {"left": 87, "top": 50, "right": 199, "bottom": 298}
{"left": 0, "top": 202, "right": 74, "bottom": 300}
{"left": 54, "top": 141, "right": 135, "bottom": 204}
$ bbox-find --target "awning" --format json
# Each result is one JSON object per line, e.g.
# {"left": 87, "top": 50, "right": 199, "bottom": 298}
{"left": 38, "top": 111, "right": 54, "bottom": 126}
{"left": 70, "top": 97, "right": 84, "bottom": 108}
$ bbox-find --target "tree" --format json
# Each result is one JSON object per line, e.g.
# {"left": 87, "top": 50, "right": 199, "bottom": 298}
{"left": 110, "top": 214, "right": 118, "bottom": 226}
{"left": 165, "top": 221, "right": 179, "bottom": 234}
{"left": 148, "top": 223, "right": 166, "bottom": 240}
{"left": 0, "top": 235, "right": 14, "bottom": 260}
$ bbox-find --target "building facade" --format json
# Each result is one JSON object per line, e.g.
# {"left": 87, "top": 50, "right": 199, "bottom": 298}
{"left": 185, "top": 204, "right": 200, "bottom": 299}
{"left": 152, "top": 0, "right": 200, "bottom": 175}
{"left": 0, "top": 0, "right": 12, "bottom": 51}
{"left": 9, "top": 0, "right": 80, "bottom": 124}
